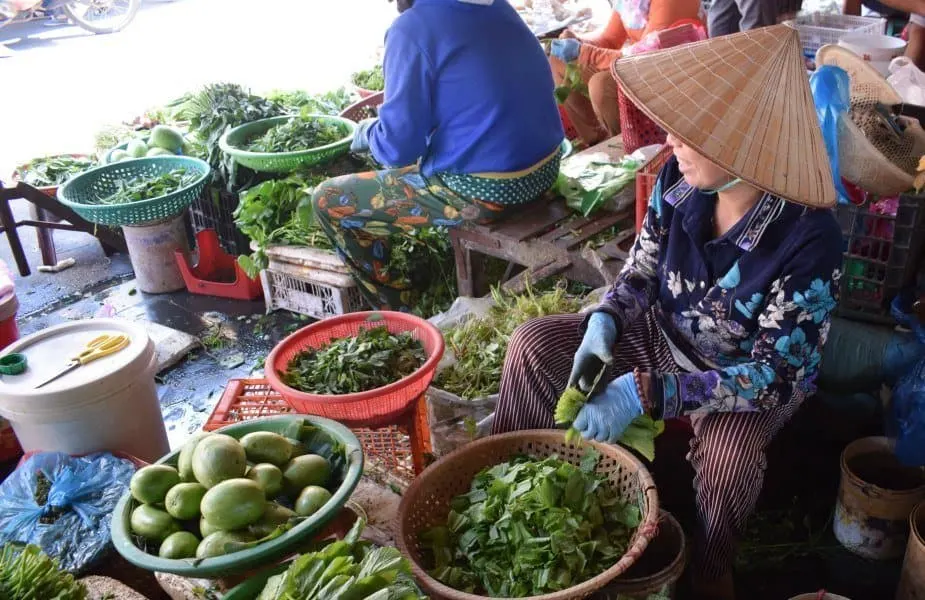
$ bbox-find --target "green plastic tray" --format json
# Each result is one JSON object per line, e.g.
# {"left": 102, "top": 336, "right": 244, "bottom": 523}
{"left": 219, "top": 114, "right": 357, "bottom": 174}
{"left": 109, "top": 415, "right": 364, "bottom": 578}
{"left": 57, "top": 156, "right": 210, "bottom": 227}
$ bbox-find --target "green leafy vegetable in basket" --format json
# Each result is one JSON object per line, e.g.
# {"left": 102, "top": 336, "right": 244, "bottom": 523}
{"left": 17, "top": 155, "right": 96, "bottom": 188}
{"left": 282, "top": 325, "right": 426, "bottom": 395}
{"left": 0, "top": 543, "right": 87, "bottom": 600}
{"left": 173, "top": 83, "right": 286, "bottom": 186}
{"left": 257, "top": 517, "right": 425, "bottom": 600}
{"left": 351, "top": 65, "right": 385, "bottom": 92}
{"left": 555, "top": 386, "right": 665, "bottom": 461}
{"left": 434, "top": 285, "right": 584, "bottom": 399}
{"left": 97, "top": 168, "right": 198, "bottom": 205}
{"left": 420, "top": 450, "right": 641, "bottom": 597}
{"left": 245, "top": 111, "right": 346, "bottom": 154}
{"left": 266, "top": 88, "right": 354, "bottom": 115}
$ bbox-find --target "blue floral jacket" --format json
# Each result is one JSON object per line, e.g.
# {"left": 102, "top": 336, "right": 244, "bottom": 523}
{"left": 596, "top": 158, "right": 844, "bottom": 417}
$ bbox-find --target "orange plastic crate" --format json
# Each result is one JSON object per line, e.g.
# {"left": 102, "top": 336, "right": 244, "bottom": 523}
{"left": 205, "top": 379, "right": 431, "bottom": 485}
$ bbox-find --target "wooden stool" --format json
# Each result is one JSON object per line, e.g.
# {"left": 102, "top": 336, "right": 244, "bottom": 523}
{"left": 451, "top": 137, "right": 637, "bottom": 296}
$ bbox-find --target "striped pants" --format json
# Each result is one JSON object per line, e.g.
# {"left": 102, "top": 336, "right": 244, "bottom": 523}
{"left": 491, "top": 311, "right": 801, "bottom": 581}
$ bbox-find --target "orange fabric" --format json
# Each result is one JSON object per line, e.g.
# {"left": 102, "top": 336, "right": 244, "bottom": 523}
{"left": 578, "top": 0, "right": 704, "bottom": 71}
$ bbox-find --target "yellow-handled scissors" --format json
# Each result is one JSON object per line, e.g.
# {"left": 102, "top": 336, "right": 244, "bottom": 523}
{"left": 34, "top": 333, "right": 130, "bottom": 389}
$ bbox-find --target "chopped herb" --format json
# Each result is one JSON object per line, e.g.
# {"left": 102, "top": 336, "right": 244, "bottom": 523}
{"left": 352, "top": 65, "right": 385, "bottom": 91}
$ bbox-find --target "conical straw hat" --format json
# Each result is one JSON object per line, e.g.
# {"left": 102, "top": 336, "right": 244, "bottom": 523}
{"left": 611, "top": 25, "right": 836, "bottom": 209}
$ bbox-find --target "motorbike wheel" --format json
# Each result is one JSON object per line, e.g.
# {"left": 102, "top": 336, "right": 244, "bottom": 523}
{"left": 62, "top": 0, "right": 139, "bottom": 34}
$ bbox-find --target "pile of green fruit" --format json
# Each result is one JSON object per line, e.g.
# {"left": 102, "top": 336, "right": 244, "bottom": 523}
{"left": 128, "top": 430, "right": 337, "bottom": 561}
{"left": 106, "top": 125, "right": 187, "bottom": 164}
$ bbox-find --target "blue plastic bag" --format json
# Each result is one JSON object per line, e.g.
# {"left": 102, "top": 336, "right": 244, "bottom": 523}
{"left": 0, "top": 452, "right": 136, "bottom": 573}
{"left": 810, "top": 66, "right": 852, "bottom": 205}
{"left": 888, "top": 296, "right": 925, "bottom": 467}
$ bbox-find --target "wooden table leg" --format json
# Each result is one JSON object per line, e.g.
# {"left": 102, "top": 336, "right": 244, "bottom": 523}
{"left": 34, "top": 207, "right": 57, "bottom": 267}
{"left": 0, "top": 198, "right": 29, "bottom": 276}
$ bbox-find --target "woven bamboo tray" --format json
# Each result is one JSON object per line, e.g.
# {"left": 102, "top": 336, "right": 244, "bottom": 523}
{"left": 396, "top": 429, "right": 660, "bottom": 600}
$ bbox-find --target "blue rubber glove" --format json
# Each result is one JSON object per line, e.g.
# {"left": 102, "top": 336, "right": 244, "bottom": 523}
{"left": 884, "top": 332, "right": 925, "bottom": 383}
{"left": 573, "top": 372, "right": 643, "bottom": 443}
{"left": 351, "top": 118, "right": 377, "bottom": 153}
{"left": 550, "top": 38, "right": 581, "bottom": 63}
{"left": 569, "top": 312, "right": 617, "bottom": 392}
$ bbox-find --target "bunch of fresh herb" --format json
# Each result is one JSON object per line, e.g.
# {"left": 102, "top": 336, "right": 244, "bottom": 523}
{"left": 246, "top": 112, "right": 346, "bottom": 153}
{"left": 351, "top": 65, "right": 385, "bottom": 91}
{"left": 420, "top": 449, "right": 640, "bottom": 597}
{"left": 555, "top": 385, "right": 665, "bottom": 460}
{"left": 434, "top": 285, "right": 584, "bottom": 399}
{"left": 97, "top": 167, "right": 198, "bottom": 205}
{"left": 390, "top": 226, "right": 457, "bottom": 318}
{"left": 0, "top": 544, "right": 87, "bottom": 600}
{"left": 281, "top": 324, "right": 426, "bottom": 395}
{"left": 266, "top": 88, "right": 354, "bottom": 115}
{"left": 554, "top": 62, "right": 588, "bottom": 104}
{"left": 17, "top": 155, "right": 96, "bottom": 188}
{"left": 234, "top": 168, "right": 332, "bottom": 278}
{"left": 173, "top": 83, "right": 285, "bottom": 185}
{"left": 257, "top": 518, "right": 425, "bottom": 600}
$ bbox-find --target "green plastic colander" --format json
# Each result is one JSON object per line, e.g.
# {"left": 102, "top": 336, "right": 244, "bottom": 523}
{"left": 57, "top": 156, "right": 210, "bottom": 227}
{"left": 219, "top": 114, "right": 357, "bottom": 174}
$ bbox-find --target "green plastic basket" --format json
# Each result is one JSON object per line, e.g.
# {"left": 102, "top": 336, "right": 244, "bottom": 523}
{"left": 219, "top": 114, "right": 357, "bottom": 174}
{"left": 110, "top": 415, "right": 364, "bottom": 578}
{"left": 57, "top": 156, "right": 211, "bottom": 227}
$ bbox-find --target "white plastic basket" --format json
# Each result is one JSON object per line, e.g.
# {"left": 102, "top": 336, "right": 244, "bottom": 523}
{"left": 259, "top": 245, "right": 367, "bottom": 319}
{"left": 785, "top": 13, "right": 885, "bottom": 59}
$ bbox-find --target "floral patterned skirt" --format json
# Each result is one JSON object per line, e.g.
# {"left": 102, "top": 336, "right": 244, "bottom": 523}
{"left": 311, "top": 159, "right": 560, "bottom": 311}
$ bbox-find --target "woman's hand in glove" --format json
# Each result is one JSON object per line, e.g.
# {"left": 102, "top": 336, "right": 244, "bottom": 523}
{"left": 568, "top": 312, "right": 617, "bottom": 392}
{"left": 550, "top": 38, "right": 581, "bottom": 63}
{"left": 573, "top": 372, "right": 643, "bottom": 443}
{"left": 350, "top": 118, "right": 377, "bottom": 153}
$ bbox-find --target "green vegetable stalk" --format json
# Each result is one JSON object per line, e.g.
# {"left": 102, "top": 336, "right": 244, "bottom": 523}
{"left": 554, "top": 62, "right": 587, "bottom": 104}
{"left": 0, "top": 544, "right": 87, "bottom": 600}
{"left": 555, "top": 385, "right": 665, "bottom": 461}
{"left": 420, "top": 451, "right": 641, "bottom": 597}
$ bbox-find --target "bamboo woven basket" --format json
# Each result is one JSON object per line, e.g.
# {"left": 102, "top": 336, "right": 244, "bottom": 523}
{"left": 396, "top": 430, "right": 660, "bottom": 600}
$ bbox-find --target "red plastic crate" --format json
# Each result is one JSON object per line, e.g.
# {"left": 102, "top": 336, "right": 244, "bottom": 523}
{"left": 205, "top": 379, "right": 431, "bottom": 485}
{"left": 176, "top": 229, "right": 263, "bottom": 300}
{"left": 634, "top": 145, "right": 673, "bottom": 233}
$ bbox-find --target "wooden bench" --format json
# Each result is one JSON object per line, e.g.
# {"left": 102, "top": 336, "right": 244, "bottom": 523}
{"left": 450, "top": 136, "right": 637, "bottom": 296}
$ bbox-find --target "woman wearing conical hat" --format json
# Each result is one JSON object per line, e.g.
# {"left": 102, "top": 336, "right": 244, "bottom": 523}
{"left": 493, "top": 25, "right": 842, "bottom": 599}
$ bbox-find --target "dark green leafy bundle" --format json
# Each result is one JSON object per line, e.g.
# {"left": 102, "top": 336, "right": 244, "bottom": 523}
{"left": 173, "top": 83, "right": 286, "bottom": 184}
{"left": 266, "top": 88, "right": 354, "bottom": 115}
{"left": 420, "top": 451, "right": 641, "bottom": 597}
{"left": 235, "top": 169, "right": 331, "bottom": 278}
{"left": 352, "top": 65, "right": 385, "bottom": 91}
{"left": 554, "top": 63, "right": 588, "bottom": 104}
{"left": 0, "top": 544, "right": 87, "bottom": 600}
{"left": 435, "top": 285, "right": 583, "bottom": 399}
{"left": 390, "top": 226, "right": 457, "bottom": 318}
{"left": 97, "top": 167, "right": 197, "bottom": 205}
{"left": 282, "top": 324, "right": 426, "bottom": 395}
{"left": 246, "top": 112, "right": 346, "bottom": 153}
{"left": 17, "top": 155, "right": 96, "bottom": 188}
{"left": 257, "top": 518, "right": 425, "bottom": 600}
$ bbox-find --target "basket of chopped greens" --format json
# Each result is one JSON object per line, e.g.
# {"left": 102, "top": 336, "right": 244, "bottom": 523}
{"left": 57, "top": 156, "right": 211, "bottom": 226}
{"left": 12, "top": 154, "right": 96, "bottom": 196}
{"left": 109, "top": 415, "right": 363, "bottom": 578}
{"left": 351, "top": 64, "right": 385, "bottom": 96}
{"left": 219, "top": 111, "right": 357, "bottom": 174}
{"left": 265, "top": 311, "right": 444, "bottom": 427}
{"left": 397, "top": 430, "right": 660, "bottom": 600}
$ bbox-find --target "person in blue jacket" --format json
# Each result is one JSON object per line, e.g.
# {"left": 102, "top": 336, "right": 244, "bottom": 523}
{"left": 312, "top": 0, "right": 564, "bottom": 311}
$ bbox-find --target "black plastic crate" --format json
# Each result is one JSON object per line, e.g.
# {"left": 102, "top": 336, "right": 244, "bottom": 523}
{"left": 835, "top": 193, "right": 925, "bottom": 324}
{"left": 190, "top": 185, "right": 250, "bottom": 257}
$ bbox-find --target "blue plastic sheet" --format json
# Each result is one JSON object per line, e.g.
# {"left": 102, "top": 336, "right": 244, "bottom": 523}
{"left": 810, "top": 66, "right": 852, "bottom": 205}
{"left": 0, "top": 452, "right": 136, "bottom": 573}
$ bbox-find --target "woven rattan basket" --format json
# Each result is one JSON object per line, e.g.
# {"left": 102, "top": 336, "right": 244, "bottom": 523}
{"left": 396, "top": 430, "right": 660, "bottom": 600}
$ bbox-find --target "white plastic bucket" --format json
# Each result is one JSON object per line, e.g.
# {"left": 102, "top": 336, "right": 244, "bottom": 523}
{"left": 122, "top": 214, "right": 189, "bottom": 294}
{"left": 0, "top": 319, "right": 169, "bottom": 462}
